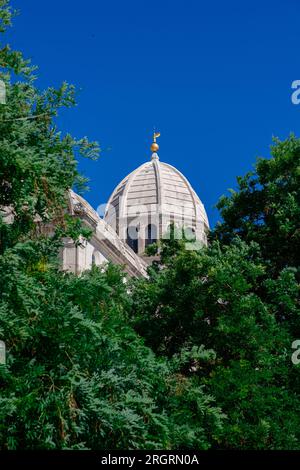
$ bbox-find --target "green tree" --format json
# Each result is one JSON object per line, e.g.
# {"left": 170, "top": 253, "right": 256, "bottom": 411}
{"left": 0, "top": 258, "right": 223, "bottom": 449}
{"left": 131, "top": 237, "right": 300, "bottom": 449}
{"left": 213, "top": 135, "right": 300, "bottom": 276}
{"left": 0, "top": 0, "right": 98, "bottom": 253}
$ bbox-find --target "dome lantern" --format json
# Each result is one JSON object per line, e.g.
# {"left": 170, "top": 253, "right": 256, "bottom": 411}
{"left": 150, "top": 131, "right": 160, "bottom": 156}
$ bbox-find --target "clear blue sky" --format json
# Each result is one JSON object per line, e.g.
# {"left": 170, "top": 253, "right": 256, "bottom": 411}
{"left": 7, "top": 0, "right": 300, "bottom": 226}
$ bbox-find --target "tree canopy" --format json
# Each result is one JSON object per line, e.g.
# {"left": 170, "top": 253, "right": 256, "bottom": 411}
{"left": 212, "top": 135, "right": 300, "bottom": 276}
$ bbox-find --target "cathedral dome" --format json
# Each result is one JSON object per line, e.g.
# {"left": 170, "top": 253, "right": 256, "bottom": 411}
{"left": 104, "top": 140, "right": 209, "bottom": 255}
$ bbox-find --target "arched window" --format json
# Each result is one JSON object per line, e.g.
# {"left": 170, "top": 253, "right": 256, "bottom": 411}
{"left": 127, "top": 226, "right": 139, "bottom": 253}
{"left": 145, "top": 224, "right": 157, "bottom": 247}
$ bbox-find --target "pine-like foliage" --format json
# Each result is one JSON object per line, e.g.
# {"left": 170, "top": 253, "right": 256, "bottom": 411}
{"left": 0, "top": 257, "right": 223, "bottom": 449}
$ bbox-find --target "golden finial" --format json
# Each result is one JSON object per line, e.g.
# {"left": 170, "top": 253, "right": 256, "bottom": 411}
{"left": 151, "top": 131, "right": 160, "bottom": 153}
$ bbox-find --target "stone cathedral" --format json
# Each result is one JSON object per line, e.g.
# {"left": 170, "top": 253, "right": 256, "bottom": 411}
{"left": 62, "top": 133, "right": 209, "bottom": 277}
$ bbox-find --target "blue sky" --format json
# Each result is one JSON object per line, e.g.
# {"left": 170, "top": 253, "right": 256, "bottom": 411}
{"left": 6, "top": 0, "right": 300, "bottom": 226}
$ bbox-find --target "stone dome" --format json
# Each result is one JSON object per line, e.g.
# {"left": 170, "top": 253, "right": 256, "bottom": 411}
{"left": 104, "top": 151, "right": 209, "bottom": 255}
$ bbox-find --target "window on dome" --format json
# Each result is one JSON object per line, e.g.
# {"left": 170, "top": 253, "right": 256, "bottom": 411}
{"left": 145, "top": 224, "right": 157, "bottom": 247}
{"left": 127, "top": 226, "right": 139, "bottom": 253}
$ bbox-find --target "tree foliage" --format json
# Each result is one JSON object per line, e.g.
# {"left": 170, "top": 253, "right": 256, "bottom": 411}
{"left": 0, "top": 0, "right": 98, "bottom": 253}
{"left": 213, "top": 135, "right": 300, "bottom": 275}
{"left": 0, "top": 256, "right": 223, "bottom": 449}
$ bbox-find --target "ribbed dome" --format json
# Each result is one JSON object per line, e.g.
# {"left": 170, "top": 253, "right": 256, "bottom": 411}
{"left": 104, "top": 153, "right": 209, "bottom": 255}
